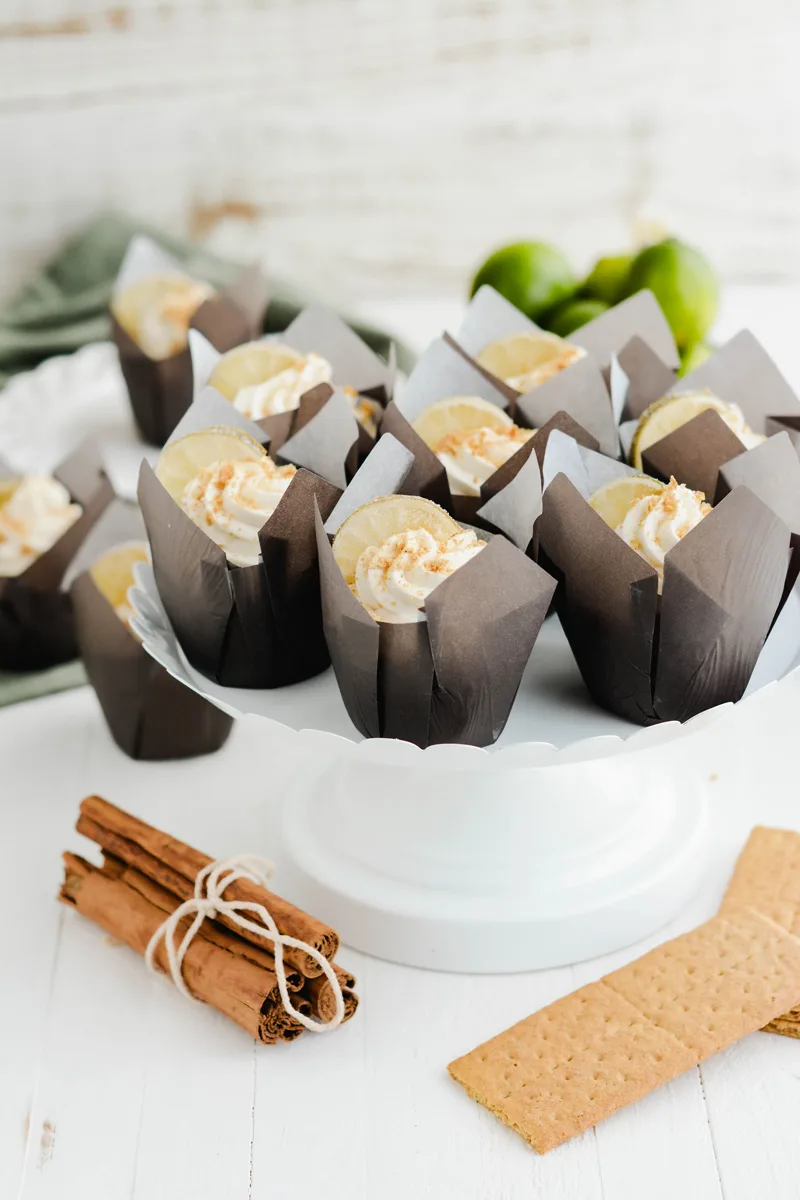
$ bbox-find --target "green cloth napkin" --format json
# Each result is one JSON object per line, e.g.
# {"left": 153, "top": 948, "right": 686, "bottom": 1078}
{"left": 0, "top": 210, "right": 414, "bottom": 385}
{"left": 0, "top": 661, "right": 87, "bottom": 709}
{"left": 0, "top": 212, "right": 414, "bottom": 705}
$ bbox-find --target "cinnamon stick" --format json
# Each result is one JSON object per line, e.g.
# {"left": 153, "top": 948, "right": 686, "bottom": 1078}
{"left": 78, "top": 796, "right": 339, "bottom": 976}
{"left": 100, "top": 853, "right": 303, "bottom": 992}
{"left": 302, "top": 965, "right": 359, "bottom": 1024}
{"left": 60, "top": 853, "right": 306, "bottom": 1043}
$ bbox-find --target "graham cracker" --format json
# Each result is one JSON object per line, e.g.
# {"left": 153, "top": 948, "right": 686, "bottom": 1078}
{"left": 448, "top": 908, "right": 800, "bottom": 1154}
{"left": 720, "top": 825, "right": 800, "bottom": 1038}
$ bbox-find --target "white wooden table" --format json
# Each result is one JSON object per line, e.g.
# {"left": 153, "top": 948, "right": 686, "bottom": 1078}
{"left": 5, "top": 289, "right": 800, "bottom": 1200}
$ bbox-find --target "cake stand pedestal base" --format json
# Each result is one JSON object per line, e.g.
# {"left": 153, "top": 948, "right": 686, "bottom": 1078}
{"left": 273, "top": 743, "right": 710, "bottom": 973}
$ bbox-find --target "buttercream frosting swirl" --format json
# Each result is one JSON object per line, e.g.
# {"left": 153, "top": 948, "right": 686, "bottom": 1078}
{"left": 134, "top": 277, "right": 214, "bottom": 360}
{"left": 0, "top": 476, "right": 82, "bottom": 578}
{"left": 615, "top": 476, "right": 710, "bottom": 589}
{"left": 233, "top": 353, "right": 333, "bottom": 419}
{"left": 435, "top": 425, "right": 534, "bottom": 496}
{"left": 181, "top": 457, "right": 297, "bottom": 567}
{"left": 353, "top": 526, "right": 486, "bottom": 623}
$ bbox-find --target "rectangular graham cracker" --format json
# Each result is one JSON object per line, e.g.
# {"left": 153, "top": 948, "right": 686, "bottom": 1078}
{"left": 448, "top": 907, "right": 800, "bottom": 1154}
{"left": 720, "top": 825, "right": 800, "bottom": 1037}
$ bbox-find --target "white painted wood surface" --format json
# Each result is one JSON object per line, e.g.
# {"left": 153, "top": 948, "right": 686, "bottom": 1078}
{"left": 5, "top": 289, "right": 800, "bottom": 1199}
{"left": 2, "top": 0, "right": 800, "bottom": 306}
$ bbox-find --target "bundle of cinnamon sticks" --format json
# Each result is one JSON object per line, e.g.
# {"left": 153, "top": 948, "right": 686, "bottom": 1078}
{"left": 60, "top": 796, "right": 358, "bottom": 1043}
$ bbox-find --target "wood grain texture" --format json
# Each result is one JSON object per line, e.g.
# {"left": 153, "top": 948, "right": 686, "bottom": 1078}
{"left": 1, "top": 0, "right": 800, "bottom": 305}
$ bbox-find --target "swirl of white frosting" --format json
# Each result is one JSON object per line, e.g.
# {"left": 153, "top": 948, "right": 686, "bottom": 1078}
{"left": 135, "top": 279, "right": 215, "bottom": 360}
{"left": 616, "top": 477, "right": 710, "bottom": 588}
{"left": 436, "top": 425, "right": 534, "bottom": 497}
{"left": 353, "top": 526, "right": 486, "bottom": 623}
{"left": 233, "top": 353, "right": 333, "bottom": 419}
{"left": 0, "top": 476, "right": 82, "bottom": 578}
{"left": 181, "top": 458, "right": 297, "bottom": 567}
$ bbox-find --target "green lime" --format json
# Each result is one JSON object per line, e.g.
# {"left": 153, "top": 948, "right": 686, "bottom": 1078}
{"left": 581, "top": 254, "right": 633, "bottom": 306}
{"left": 470, "top": 241, "right": 576, "bottom": 321}
{"left": 623, "top": 238, "right": 719, "bottom": 351}
{"left": 544, "top": 297, "right": 609, "bottom": 337}
{"left": 678, "top": 341, "right": 713, "bottom": 377}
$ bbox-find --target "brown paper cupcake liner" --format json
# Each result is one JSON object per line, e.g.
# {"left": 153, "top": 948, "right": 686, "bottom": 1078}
{"left": 452, "top": 285, "right": 680, "bottom": 458}
{"left": 137, "top": 395, "right": 341, "bottom": 689}
{"left": 538, "top": 431, "right": 800, "bottom": 724}
{"left": 190, "top": 302, "right": 395, "bottom": 480}
{"left": 111, "top": 236, "right": 268, "bottom": 447}
{"left": 621, "top": 331, "right": 800, "bottom": 496}
{"left": 68, "top": 501, "right": 232, "bottom": 760}
{"left": 0, "top": 441, "right": 113, "bottom": 671}
{"left": 315, "top": 435, "right": 556, "bottom": 748}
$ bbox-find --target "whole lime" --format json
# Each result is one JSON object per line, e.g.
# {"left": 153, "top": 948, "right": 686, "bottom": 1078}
{"left": 623, "top": 238, "right": 719, "bottom": 351}
{"left": 544, "top": 297, "right": 609, "bottom": 338}
{"left": 470, "top": 241, "right": 576, "bottom": 321}
{"left": 581, "top": 254, "right": 633, "bottom": 306}
{"left": 678, "top": 341, "right": 713, "bottom": 377}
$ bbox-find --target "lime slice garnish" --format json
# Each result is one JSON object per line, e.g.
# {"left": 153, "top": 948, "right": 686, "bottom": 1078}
{"left": 332, "top": 495, "right": 462, "bottom": 585}
{"left": 155, "top": 426, "right": 266, "bottom": 503}
{"left": 411, "top": 395, "right": 513, "bottom": 451}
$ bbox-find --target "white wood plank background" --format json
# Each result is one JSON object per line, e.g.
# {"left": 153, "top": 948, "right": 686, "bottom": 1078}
{"left": 2, "top": 0, "right": 800, "bottom": 306}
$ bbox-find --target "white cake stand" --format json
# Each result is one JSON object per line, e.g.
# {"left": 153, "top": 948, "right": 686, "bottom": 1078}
{"left": 130, "top": 563, "right": 800, "bottom": 973}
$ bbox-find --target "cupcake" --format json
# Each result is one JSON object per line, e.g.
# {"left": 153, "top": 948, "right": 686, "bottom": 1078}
{"left": 204, "top": 339, "right": 381, "bottom": 435}
{"left": 538, "top": 429, "right": 800, "bottom": 724}
{"left": 618, "top": 332, "right": 800, "bottom": 497}
{"left": 137, "top": 391, "right": 340, "bottom": 688}
{"left": 412, "top": 396, "right": 535, "bottom": 499}
{"left": 0, "top": 442, "right": 112, "bottom": 671}
{"left": 70, "top": 502, "right": 232, "bottom": 760}
{"left": 381, "top": 336, "right": 542, "bottom": 532}
{"left": 455, "top": 286, "right": 687, "bottom": 460}
{"left": 110, "top": 235, "right": 267, "bottom": 446}
{"left": 190, "top": 303, "right": 395, "bottom": 468}
{"left": 315, "top": 433, "right": 556, "bottom": 747}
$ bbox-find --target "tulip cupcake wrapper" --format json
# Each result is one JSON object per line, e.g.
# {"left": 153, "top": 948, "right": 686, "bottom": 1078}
{"left": 0, "top": 440, "right": 113, "bottom": 672}
{"left": 190, "top": 300, "right": 394, "bottom": 473}
{"left": 538, "top": 430, "right": 800, "bottom": 724}
{"left": 314, "top": 434, "right": 556, "bottom": 749}
{"left": 454, "top": 285, "right": 679, "bottom": 455}
{"left": 110, "top": 235, "right": 268, "bottom": 447}
{"left": 191, "top": 303, "right": 396, "bottom": 402}
{"left": 386, "top": 330, "right": 608, "bottom": 551}
{"left": 452, "top": 287, "right": 677, "bottom": 459}
{"left": 138, "top": 392, "right": 341, "bottom": 689}
{"left": 69, "top": 500, "right": 233, "bottom": 760}
{"left": 618, "top": 329, "right": 800, "bottom": 489}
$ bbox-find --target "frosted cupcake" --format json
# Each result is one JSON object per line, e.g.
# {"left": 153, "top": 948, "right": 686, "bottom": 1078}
{"left": 538, "top": 432, "right": 800, "bottom": 724}
{"left": 315, "top": 436, "right": 556, "bottom": 747}
{"left": 411, "top": 395, "right": 535, "bottom": 498}
{"left": 0, "top": 444, "right": 112, "bottom": 671}
{"left": 206, "top": 340, "right": 382, "bottom": 435}
{"left": 110, "top": 235, "right": 266, "bottom": 446}
{"left": 71, "top": 522, "right": 233, "bottom": 760}
{"left": 0, "top": 476, "right": 82, "bottom": 578}
{"left": 138, "top": 404, "right": 340, "bottom": 688}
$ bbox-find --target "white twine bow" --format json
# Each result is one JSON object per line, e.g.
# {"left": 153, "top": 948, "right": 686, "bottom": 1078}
{"left": 144, "top": 855, "right": 345, "bottom": 1032}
